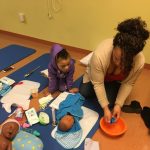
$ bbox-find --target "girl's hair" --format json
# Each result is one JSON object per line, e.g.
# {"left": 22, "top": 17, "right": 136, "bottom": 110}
{"left": 56, "top": 49, "right": 70, "bottom": 62}
{"left": 113, "top": 17, "right": 150, "bottom": 74}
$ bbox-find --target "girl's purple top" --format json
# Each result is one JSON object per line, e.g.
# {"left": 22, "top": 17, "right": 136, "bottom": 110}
{"left": 48, "top": 44, "right": 75, "bottom": 92}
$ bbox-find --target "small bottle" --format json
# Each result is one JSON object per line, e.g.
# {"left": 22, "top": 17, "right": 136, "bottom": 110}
{"left": 15, "top": 106, "right": 23, "bottom": 121}
{"left": 0, "top": 82, "right": 3, "bottom": 90}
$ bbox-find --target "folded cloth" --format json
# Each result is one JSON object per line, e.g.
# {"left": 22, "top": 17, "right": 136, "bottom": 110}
{"left": 55, "top": 93, "right": 85, "bottom": 149}
{"left": 141, "top": 107, "right": 150, "bottom": 129}
{"left": 121, "top": 100, "right": 142, "bottom": 114}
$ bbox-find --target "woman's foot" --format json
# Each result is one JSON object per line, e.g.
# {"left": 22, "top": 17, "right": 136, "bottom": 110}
{"left": 121, "top": 100, "right": 142, "bottom": 114}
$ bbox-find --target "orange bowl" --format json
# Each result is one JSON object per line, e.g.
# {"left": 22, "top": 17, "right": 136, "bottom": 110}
{"left": 100, "top": 117, "right": 127, "bottom": 136}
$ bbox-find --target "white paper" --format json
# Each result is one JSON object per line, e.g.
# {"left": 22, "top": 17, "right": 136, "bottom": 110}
{"left": 49, "top": 92, "right": 72, "bottom": 109}
{"left": 84, "top": 138, "right": 100, "bottom": 150}
{"left": 80, "top": 52, "right": 93, "bottom": 66}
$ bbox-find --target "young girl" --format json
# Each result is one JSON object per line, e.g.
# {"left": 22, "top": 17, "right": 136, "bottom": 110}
{"left": 48, "top": 44, "right": 78, "bottom": 96}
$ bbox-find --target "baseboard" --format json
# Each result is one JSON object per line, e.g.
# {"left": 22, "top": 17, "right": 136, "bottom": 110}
{"left": 144, "top": 63, "right": 150, "bottom": 70}
{"left": 1, "top": 29, "right": 150, "bottom": 69}
{"left": 0, "top": 29, "right": 90, "bottom": 55}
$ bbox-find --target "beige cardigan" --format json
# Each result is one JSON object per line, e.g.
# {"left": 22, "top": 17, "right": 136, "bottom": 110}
{"left": 83, "top": 38, "right": 145, "bottom": 108}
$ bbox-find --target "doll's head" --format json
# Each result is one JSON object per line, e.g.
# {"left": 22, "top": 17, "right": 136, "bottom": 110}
{"left": 0, "top": 119, "right": 20, "bottom": 140}
{"left": 58, "top": 115, "right": 74, "bottom": 132}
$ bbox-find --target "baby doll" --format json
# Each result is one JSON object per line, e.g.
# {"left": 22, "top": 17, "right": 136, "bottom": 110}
{"left": 58, "top": 114, "right": 75, "bottom": 132}
{"left": 0, "top": 119, "right": 20, "bottom": 150}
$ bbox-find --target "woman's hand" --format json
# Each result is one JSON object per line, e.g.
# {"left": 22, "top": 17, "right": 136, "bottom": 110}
{"left": 103, "top": 106, "right": 112, "bottom": 123}
{"left": 112, "top": 104, "right": 121, "bottom": 120}
{"left": 69, "top": 88, "right": 79, "bottom": 93}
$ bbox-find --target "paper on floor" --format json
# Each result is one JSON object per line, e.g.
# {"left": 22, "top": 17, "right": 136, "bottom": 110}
{"left": 84, "top": 138, "right": 100, "bottom": 150}
{"left": 49, "top": 92, "right": 73, "bottom": 109}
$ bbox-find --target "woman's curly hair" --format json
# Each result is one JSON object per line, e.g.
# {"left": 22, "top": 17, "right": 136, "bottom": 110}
{"left": 113, "top": 17, "right": 150, "bottom": 74}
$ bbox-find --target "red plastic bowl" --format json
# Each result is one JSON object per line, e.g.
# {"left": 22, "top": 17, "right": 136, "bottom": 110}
{"left": 100, "top": 117, "right": 127, "bottom": 136}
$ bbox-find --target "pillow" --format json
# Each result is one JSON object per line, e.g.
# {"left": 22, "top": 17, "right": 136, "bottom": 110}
{"left": 79, "top": 52, "right": 93, "bottom": 66}
{"left": 12, "top": 130, "right": 43, "bottom": 150}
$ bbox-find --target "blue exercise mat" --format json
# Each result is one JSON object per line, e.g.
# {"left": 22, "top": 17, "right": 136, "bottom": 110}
{"left": 0, "top": 54, "right": 50, "bottom": 124}
{"left": 0, "top": 44, "right": 36, "bottom": 71}
{"left": 29, "top": 76, "right": 103, "bottom": 150}
{"left": 8, "top": 53, "right": 49, "bottom": 91}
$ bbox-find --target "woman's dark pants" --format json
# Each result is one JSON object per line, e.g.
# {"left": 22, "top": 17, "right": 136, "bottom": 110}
{"left": 79, "top": 80, "right": 121, "bottom": 108}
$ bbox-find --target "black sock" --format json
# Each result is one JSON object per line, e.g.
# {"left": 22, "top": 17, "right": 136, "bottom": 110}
{"left": 141, "top": 107, "right": 150, "bottom": 129}
{"left": 122, "top": 100, "right": 142, "bottom": 113}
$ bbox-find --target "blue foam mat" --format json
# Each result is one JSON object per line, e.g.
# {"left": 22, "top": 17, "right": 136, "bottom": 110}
{"left": 0, "top": 44, "right": 36, "bottom": 71}
{"left": 0, "top": 54, "right": 50, "bottom": 124}
{"left": 29, "top": 77, "right": 103, "bottom": 150}
{"left": 8, "top": 54, "right": 49, "bottom": 91}
{"left": 0, "top": 53, "right": 103, "bottom": 149}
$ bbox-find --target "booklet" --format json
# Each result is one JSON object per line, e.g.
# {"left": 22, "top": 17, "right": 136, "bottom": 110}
{"left": 25, "top": 108, "right": 39, "bottom": 125}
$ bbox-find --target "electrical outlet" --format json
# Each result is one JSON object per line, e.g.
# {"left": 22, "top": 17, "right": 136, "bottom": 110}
{"left": 18, "top": 13, "right": 25, "bottom": 22}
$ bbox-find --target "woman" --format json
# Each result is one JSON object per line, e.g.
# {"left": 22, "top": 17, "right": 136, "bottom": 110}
{"left": 79, "top": 17, "right": 149, "bottom": 123}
